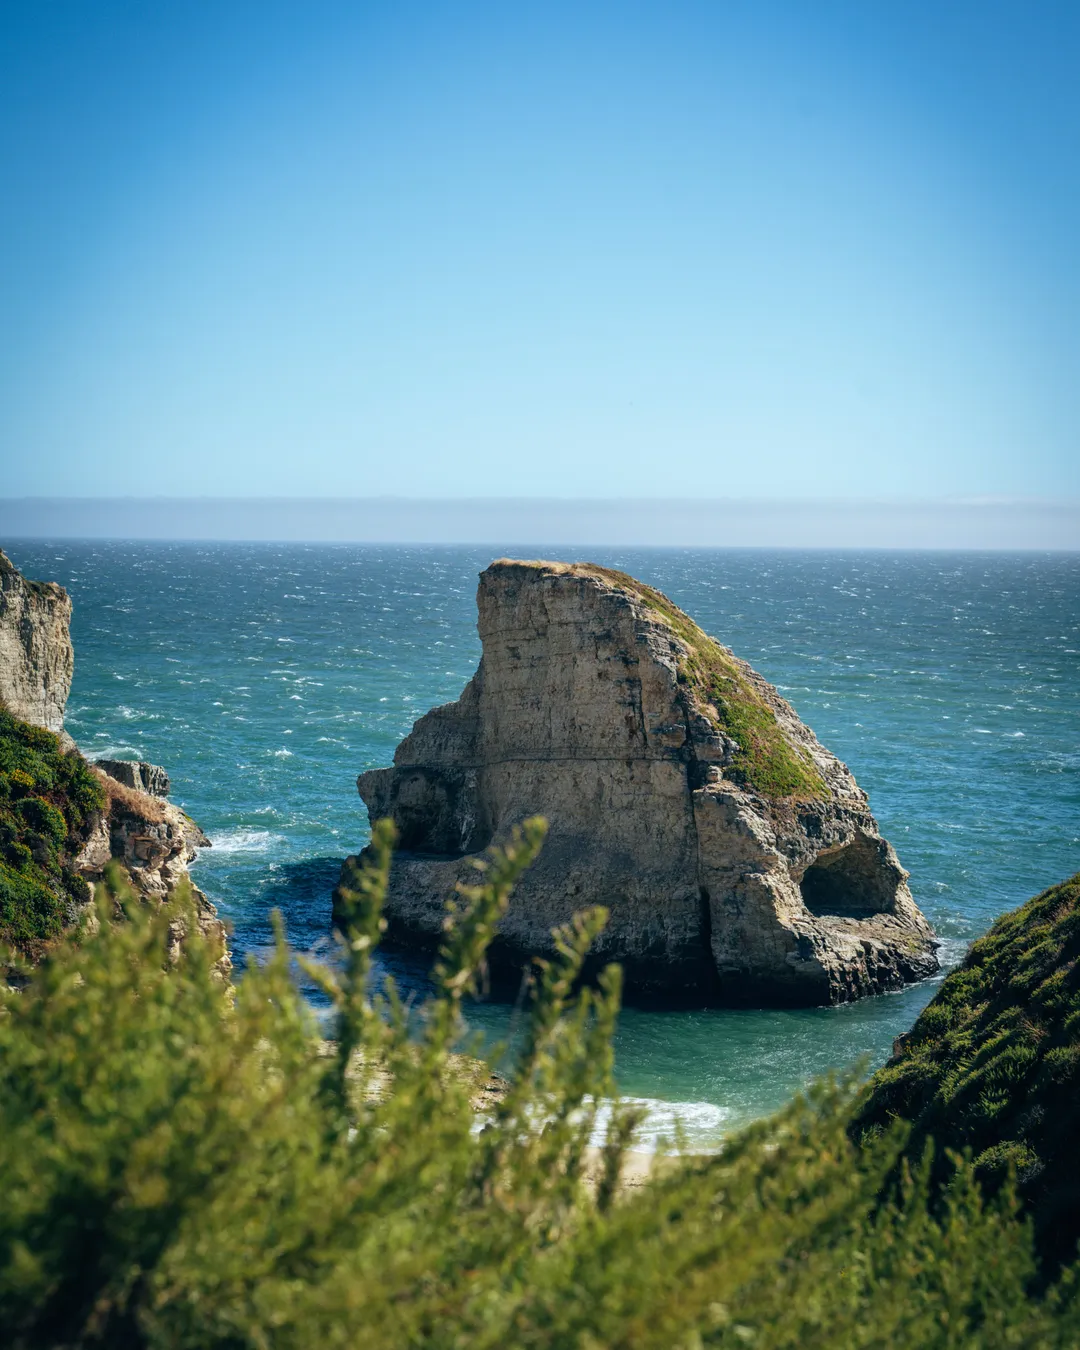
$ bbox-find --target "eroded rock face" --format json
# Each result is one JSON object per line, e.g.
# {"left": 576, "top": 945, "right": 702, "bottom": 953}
{"left": 0, "top": 548, "right": 73, "bottom": 734}
{"left": 94, "top": 758, "right": 171, "bottom": 798}
{"left": 0, "top": 547, "right": 228, "bottom": 971}
{"left": 348, "top": 560, "right": 938, "bottom": 1006}
{"left": 75, "top": 769, "right": 229, "bottom": 973}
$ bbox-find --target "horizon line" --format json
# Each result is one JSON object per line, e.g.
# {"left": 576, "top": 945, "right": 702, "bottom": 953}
{"left": 3, "top": 496, "right": 1077, "bottom": 551}
{"left": 3, "top": 493, "right": 1078, "bottom": 507}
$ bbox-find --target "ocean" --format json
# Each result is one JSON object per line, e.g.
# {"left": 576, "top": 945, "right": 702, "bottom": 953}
{"left": 8, "top": 541, "right": 1078, "bottom": 1148}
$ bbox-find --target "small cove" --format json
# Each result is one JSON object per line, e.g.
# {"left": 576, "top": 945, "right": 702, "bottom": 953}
{"left": 10, "top": 541, "right": 1079, "bottom": 1147}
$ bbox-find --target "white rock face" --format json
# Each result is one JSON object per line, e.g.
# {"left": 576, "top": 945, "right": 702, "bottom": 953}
{"left": 0, "top": 549, "right": 73, "bottom": 733}
{"left": 348, "top": 560, "right": 938, "bottom": 1007}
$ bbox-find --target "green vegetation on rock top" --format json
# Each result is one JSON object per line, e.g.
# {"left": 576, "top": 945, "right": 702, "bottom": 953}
{"left": 0, "top": 705, "right": 103, "bottom": 955}
{"left": 854, "top": 869, "right": 1080, "bottom": 1271}
{"left": 500, "top": 560, "right": 826, "bottom": 800}
{"left": 634, "top": 578, "right": 826, "bottom": 800}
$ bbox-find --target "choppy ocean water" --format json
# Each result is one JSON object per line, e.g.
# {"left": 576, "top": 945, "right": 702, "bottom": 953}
{"left": 8, "top": 542, "right": 1078, "bottom": 1148}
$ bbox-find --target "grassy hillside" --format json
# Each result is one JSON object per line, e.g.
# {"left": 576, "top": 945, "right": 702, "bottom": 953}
{"left": 854, "top": 870, "right": 1080, "bottom": 1272}
{"left": 0, "top": 705, "right": 104, "bottom": 955}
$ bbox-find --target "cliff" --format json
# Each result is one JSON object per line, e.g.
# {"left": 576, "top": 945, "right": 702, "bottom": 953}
{"left": 347, "top": 560, "right": 938, "bottom": 1006}
{"left": 0, "top": 548, "right": 74, "bottom": 736}
{"left": 853, "top": 868, "right": 1080, "bottom": 1272}
{"left": 0, "top": 549, "right": 227, "bottom": 968}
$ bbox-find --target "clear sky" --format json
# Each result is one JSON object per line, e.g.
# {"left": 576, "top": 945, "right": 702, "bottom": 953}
{"left": 1, "top": 0, "right": 1077, "bottom": 500}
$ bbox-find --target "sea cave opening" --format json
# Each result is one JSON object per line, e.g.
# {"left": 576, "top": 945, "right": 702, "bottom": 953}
{"left": 799, "top": 836, "right": 896, "bottom": 920}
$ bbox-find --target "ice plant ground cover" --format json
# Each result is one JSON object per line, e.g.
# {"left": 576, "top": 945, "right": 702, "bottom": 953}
{"left": 0, "top": 820, "right": 1078, "bottom": 1349}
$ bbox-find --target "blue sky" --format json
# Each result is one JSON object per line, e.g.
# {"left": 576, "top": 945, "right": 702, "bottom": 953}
{"left": 1, "top": 1, "right": 1077, "bottom": 500}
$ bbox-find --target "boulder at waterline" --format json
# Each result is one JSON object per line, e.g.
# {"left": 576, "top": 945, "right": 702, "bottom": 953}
{"left": 343, "top": 560, "right": 938, "bottom": 1006}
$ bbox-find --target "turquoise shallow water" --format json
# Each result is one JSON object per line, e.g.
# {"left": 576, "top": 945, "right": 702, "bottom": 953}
{"left": 8, "top": 542, "right": 1079, "bottom": 1147}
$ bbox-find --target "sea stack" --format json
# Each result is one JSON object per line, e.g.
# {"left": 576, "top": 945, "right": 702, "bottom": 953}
{"left": 348, "top": 561, "right": 938, "bottom": 1006}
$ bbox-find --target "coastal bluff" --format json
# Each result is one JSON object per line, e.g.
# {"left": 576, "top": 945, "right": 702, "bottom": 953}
{"left": 346, "top": 560, "right": 938, "bottom": 1006}
{"left": 0, "top": 547, "right": 74, "bottom": 736}
{"left": 0, "top": 547, "right": 226, "bottom": 967}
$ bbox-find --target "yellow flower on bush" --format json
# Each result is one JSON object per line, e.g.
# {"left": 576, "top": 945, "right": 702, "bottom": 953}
{"left": 10, "top": 769, "right": 34, "bottom": 791}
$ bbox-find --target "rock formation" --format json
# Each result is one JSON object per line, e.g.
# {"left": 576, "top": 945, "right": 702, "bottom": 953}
{"left": 347, "top": 560, "right": 938, "bottom": 1006}
{"left": 0, "top": 548, "right": 227, "bottom": 969}
{"left": 0, "top": 548, "right": 74, "bottom": 735}
{"left": 94, "top": 757, "right": 171, "bottom": 799}
{"left": 83, "top": 760, "right": 212, "bottom": 892}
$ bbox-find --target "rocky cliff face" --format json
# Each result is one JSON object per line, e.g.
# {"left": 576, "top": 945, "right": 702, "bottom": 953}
{"left": 94, "top": 758, "right": 171, "bottom": 798}
{"left": 0, "top": 549, "right": 227, "bottom": 970}
{"left": 0, "top": 549, "right": 74, "bottom": 735}
{"left": 349, "top": 560, "right": 938, "bottom": 1006}
{"left": 77, "top": 764, "right": 228, "bottom": 970}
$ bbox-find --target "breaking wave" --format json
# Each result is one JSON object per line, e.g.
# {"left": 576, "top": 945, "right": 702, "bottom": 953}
{"left": 591, "top": 1097, "right": 732, "bottom": 1152}
{"left": 205, "top": 829, "right": 285, "bottom": 856}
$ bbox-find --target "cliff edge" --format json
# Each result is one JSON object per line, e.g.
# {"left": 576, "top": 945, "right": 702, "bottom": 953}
{"left": 0, "top": 548, "right": 73, "bottom": 736}
{"left": 346, "top": 560, "right": 938, "bottom": 1006}
{"left": 0, "top": 549, "right": 227, "bottom": 968}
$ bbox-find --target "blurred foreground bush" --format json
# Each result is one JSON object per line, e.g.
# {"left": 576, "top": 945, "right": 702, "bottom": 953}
{"left": 0, "top": 818, "right": 1077, "bottom": 1349}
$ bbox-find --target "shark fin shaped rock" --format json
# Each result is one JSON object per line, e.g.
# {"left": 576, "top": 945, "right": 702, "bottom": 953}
{"left": 345, "top": 560, "right": 938, "bottom": 1006}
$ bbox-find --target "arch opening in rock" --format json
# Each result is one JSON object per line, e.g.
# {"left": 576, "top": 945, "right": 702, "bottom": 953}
{"left": 799, "top": 835, "right": 900, "bottom": 919}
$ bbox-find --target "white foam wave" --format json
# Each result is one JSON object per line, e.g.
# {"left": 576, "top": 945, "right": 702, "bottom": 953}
{"left": 932, "top": 936, "right": 974, "bottom": 973}
{"left": 207, "top": 829, "right": 285, "bottom": 856}
{"left": 591, "top": 1097, "right": 732, "bottom": 1152}
{"left": 472, "top": 1096, "right": 732, "bottom": 1153}
{"left": 87, "top": 742, "right": 142, "bottom": 760}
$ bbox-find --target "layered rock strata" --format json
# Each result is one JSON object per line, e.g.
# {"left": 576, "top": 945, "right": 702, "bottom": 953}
{"left": 347, "top": 560, "right": 938, "bottom": 1006}
{"left": 94, "top": 758, "right": 171, "bottom": 799}
{"left": 82, "top": 762, "right": 227, "bottom": 968}
{"left": 0, "top": 548, "right": 73, "bottom": 735}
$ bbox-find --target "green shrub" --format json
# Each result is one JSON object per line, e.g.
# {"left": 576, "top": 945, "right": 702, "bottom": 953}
{"left": 4, "top": 840, "right": 32, "bottom": 870}
{"left": 0, "top": 706, "right": 105, "bottom": 954}
{"left": 0, "top": 826, "right": 1077, "bottom": 1349}
{"left": 15, "top": 797, "right": 67, "bottom": 848}
{"left": 0, "top": 861, "right": 65, "bottom": 952}
{"left": 60, "top": 866, "right": 92, "bottom": 906}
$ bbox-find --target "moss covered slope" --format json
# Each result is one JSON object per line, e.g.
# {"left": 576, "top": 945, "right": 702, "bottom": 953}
{"left": 628, "top": 573, "right": 825, "bottom": 799}
{"left": 0, "top": 705, "right": 104, "bottom": 955}
{"left": 854, "top": 869, "right": 1080, "bottom": 1269}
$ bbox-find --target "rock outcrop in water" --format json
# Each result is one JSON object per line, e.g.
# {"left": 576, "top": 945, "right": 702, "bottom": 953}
{"left": 0, "top": 547, "right": 227, "bottom": 968}
{"left": 347, "top": 560, "right": 938, "bottom": 1006}
{"left": 0, "top": 548, "right": 74, "bottom": 736}
{"left": 81, "top": 761, "right": 217, "bottom": 910}
{"left": 94, "top": 757, "right": 171, "bottom": 799}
